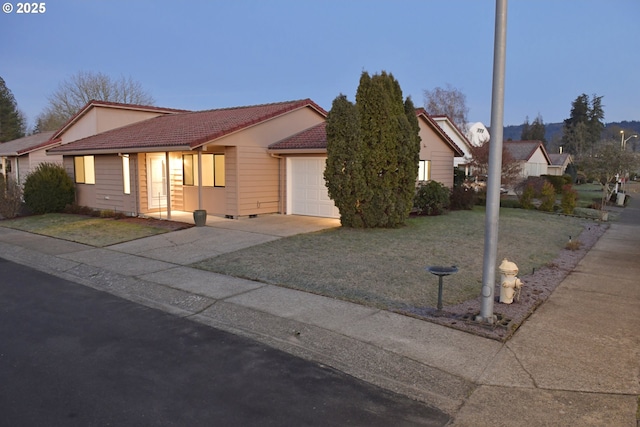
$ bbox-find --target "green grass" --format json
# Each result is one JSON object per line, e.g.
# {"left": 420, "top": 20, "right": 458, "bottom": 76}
{"left": 0, "top": 213, "right": 169, "bottom": 247}
{"left": 574, "top": 183, "right": 604, "bottom": 208}
{"left": 193, "top": 208, "right": 590, "bottom": 311}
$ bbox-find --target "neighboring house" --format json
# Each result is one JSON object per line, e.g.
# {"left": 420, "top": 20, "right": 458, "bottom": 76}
{"left": 267, "top": 108, "right": 464, "bottom": 218}
{"left": 465, "top": 122, "right": 490, "bottom": 147}
{"left": 431, "top": 115, "right": 474, "bottom": 172}
{"left": 504, "top": 140, "right": 551, "bottom": 178}
{"left": 0, "top": 131, "right": 59, "bottom": 186}
{"left": 48, "top": 99, "right": 327, "bottom": 219}
{"left": 548, "top": 152, "right": 573, "bottom": 176}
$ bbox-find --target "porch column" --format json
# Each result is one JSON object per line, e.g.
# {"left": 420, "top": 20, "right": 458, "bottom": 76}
{"left": 165, "top": 152, "right": 171, "bottom": 220}
{"left": 197, "top": 148, "right": 203, "bottom": 210}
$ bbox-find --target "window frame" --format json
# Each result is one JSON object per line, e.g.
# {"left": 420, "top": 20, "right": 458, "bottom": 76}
{"left": 182, "top": 153, "right": 225, "bottom": 188}
{"left": 418, "top": 159, "right": 431, "bottom": 182}
{"left": 74, "top": 155, "right": 95, "bottom": 185}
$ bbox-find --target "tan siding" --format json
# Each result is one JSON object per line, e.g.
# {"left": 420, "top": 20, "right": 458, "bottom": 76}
{"left": 202, "top": 106, "right": 324, "bottom": 217}
{"left": 60, "top": 109, "right": 98, "bottom": 144}
{"left": 29, "top": 149, "right": 63, "bottom": 171}
{"left": 236, "top": 146, "right": 279, "bottom": 216}
{"left": 418, "top": 119, "right": 455, "bottom": 188}
{"left": 138, "top": 154, "right": 149, "bottom": 213}
{"left": 430, "top": 151, "right": 455, "bottom": 187}
{"left": 90, "top": 155, "right": 137, "bottom": 214}
{"left": 225, "top": 146, "right": 238, "bottom": 216}
{"left": 96, "top": 108, "right": 165, "bottom": 134}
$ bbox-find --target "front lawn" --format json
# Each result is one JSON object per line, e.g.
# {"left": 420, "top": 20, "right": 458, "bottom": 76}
{"left": 0, "top": 213, "right": 190, "bottom": 247}
{"left": 193, "top": 208, "right": 590, "bottom": 310}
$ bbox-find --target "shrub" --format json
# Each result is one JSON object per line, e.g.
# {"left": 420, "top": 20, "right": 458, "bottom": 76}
{"left": 414, "top": 181, "right": 450, "bottom": 216}
{"left": 0, "top": 174, "right": 23, "bottom": 219}
{"left": 500, "top": 198, "right": 521, "bottom": 209}
{"left": 453, "top": 168, "right": 466, "bottom": 187}
{"left": 23, "top": 163, "right": 75, "bottom": 214}
{"left": 538, "top": 181, "right": 557, "bottom": 212}
{"left": 560, "top": 184, "right": 578, "bottom": 215}
{"left": 449, "top": 186, "right": 477, "bottom": 210}
{"left": 565, "top": 239, "right": 582, "bottom": 251}
{"left": 519, "top": 183, "right": 536, "bottom": 210}
{"left": 63, "top": 203, "right": 94, "bottom": 216}
{"left": 542, "top": 174, "right": 566, "bottom": 193}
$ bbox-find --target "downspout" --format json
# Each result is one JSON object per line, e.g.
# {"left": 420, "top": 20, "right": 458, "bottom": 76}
{"left": 198, "top": 147, "right": 203, "bottom": 210}
{"left": 270, "top": 153, "right": 284, "bottom": 214}
{"left": 165, "top": 152, "right": 171, "bottom": 220}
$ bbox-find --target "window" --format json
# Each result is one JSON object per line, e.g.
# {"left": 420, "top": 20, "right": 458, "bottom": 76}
{"left": 418, "top": 160, "right": 431, "bottom": 181}
{"left": 122, "top": 155, "right": 130, "bottom": 194}
{"left": 182, "top": 153, "right": 225, "bottom": 187}
{"left": 74, "top": 156, "right": 95, "bottom": 184}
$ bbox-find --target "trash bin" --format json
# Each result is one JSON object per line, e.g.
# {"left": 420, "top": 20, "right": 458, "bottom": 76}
{"left": 616, "top": 192, "right": 626, "bottom": 206}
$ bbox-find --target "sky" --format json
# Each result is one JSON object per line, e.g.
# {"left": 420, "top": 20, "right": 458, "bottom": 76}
{"left": 2, "top": 0, "right": 639, "bottom": 130}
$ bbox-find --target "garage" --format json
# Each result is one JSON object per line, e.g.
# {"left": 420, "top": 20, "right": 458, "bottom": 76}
{"left": 287, "top": 157, "right": 340, "bottom": 218}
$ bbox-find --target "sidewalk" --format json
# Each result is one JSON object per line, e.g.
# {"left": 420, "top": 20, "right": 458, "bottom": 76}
{"left": 0, "top": 201, "right": 638, "bottom": 425}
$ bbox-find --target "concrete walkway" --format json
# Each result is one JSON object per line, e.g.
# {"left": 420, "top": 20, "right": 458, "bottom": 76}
{"left": 0, "top": 204, "right": 638, "bottom": 425}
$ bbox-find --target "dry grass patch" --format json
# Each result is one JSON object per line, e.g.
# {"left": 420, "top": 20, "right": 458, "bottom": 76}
{"left": 0, "top": 213, "right": 188, "bottom": 247}
{"left": 193, "top": 208, "right": 589, "bottom": 310}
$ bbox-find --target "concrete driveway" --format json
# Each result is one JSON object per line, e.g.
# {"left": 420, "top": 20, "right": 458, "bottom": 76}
{"left": 107, "top": 214, "right": 341, "bottom": 265}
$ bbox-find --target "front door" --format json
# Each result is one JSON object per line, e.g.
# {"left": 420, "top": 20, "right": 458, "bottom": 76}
{"left": 147, "top": 154, "right": 167, "bottom": 209}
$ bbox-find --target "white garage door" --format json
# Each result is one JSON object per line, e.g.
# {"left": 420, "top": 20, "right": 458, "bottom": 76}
{"left": 288, "top": 158, "right": 340, "bottom": 218}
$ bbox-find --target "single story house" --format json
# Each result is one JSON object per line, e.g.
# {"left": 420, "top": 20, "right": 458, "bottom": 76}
{"left": 48, "top": 99, "right": 328, "bottom": 219}
{"left": 0, "top": 131, "right": 59, "bottom": 186}
{"left": 504, "top": 140, "right": 551, "bottom": 178}
{"left": 47, "top": 99, "right": 463, "bottom": 220}
{"left": 548, "top": 152, "right": 573, "bottom": 176}
{"left": 430, "top": 115, "right": 474, "bottom": 173}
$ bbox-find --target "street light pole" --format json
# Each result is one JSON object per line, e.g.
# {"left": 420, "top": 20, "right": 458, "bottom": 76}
{"left": 477, "top": 0, "right": 508, "bottom": 324}
{"left": 620, "top": 131, "right": 638, "bottom": 151}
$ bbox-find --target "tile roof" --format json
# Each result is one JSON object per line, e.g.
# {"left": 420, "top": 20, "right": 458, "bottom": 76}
{"left": 504, "top": 140, "right": 551, "bottom": 163}
{"left": 0, "top": 131, "right": 57, "bottom": 156}
{"left": 49, "top": 99, "right": 327, "bottom": 154}
{"left": 269, "top": 110, "right": 465, "bottom": 157}
{"left": 268, "top": 122, "right": 327, "bottom": 150}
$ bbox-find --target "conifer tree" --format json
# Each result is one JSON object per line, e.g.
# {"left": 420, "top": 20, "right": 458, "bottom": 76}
{"left": 0, "top": 76, "right": 26, "bottom": 142}
{"left": 325, "top": 71, "right": 420, "bottom": 228}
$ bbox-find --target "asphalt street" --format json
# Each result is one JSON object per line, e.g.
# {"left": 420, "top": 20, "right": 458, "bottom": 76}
{"left": 0, "top": 257, "right": 449, "bottom": 427}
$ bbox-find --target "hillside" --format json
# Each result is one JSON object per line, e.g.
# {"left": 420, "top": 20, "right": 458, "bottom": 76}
{"left": 502, "top": 120, "right": 640, "bottom": 143}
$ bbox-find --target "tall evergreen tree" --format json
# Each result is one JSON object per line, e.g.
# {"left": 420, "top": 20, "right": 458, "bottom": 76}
{"left": 324, "top": 71, "right": 420, "bottom": 228}
{"left": 0, "top": 76, "right": 26, "bottom": 142}
{"left": 530, "top": 115, "right": 546, "bottom": 142}
{"left": 561, "top": 93, "right": 604, "bottom": 157}
{"left": 520, "top": 116, "right": 531, "bottom": 140}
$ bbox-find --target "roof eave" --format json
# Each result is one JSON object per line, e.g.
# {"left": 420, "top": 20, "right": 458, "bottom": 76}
{"left": 49, "top": 145, "right": 193, "bottom": 156}
{"left": 267, "top": 148, "right": 327, "bottom": 155}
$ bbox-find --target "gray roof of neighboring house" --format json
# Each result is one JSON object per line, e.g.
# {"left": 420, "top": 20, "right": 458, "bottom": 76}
{"left": 504, "top": 140, "right": 551, "bottom": 164}
{"left": 548, "top": 153, "right": 571, "bottom": 166}
{"left": 0, "top": 131, "right": 56, "bottom": 156}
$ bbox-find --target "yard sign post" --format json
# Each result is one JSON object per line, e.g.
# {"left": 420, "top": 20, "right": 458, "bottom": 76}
{"left": 477, "top": 0, "right": 508, "bottom": 324}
